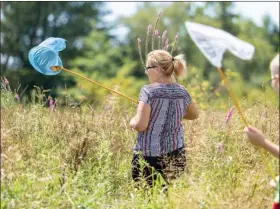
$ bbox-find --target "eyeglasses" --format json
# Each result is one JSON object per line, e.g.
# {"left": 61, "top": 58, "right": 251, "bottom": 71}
{"left": 145, "top": 66, "right": 156, "bottom": 72}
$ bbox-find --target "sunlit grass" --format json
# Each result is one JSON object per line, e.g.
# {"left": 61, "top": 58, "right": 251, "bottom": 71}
{"left": 1, "top": 85, "right": 279, "bottom": 209}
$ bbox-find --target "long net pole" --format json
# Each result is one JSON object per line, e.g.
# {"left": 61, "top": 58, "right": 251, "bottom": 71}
{"left": 216, "top": 67, "right": 275, "bottom": 179}
{"left": 61, "top": 67, "right": 138, "bottom": 104}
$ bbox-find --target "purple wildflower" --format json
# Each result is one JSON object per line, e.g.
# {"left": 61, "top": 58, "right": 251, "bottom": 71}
{"left": 162, "top": 30, "right": 167, "bottom": 37}
{"left": 4, "top": 77, "right": 9, "bottom": 85}
{"left": 152, "top": 10, "right": 162, "bottom": 50}
{"left": 14, "top": 93, "right": 20, "bottom": 102}
{"left": 147, "top": 24, "right": 152, "bottom": 32}
{"left": 137, "top": 38, "right": 145, "bottom": 69}
{"left": 217, "top": 142, "right": 223, "bottom": 153}
{"left": 225, "top": 107, "right": 234, "bottom": 123}
{"left": 164, "top": 39, "right": 169, "bottom": 51}
{"left": 145, "top": 25, "right": 153, "bottom": 57}
{"left": 165, "top": 45, "right": 169, "bottom": 51}
{"left": 49, "top": 96, "right": 55, "bottom": 112}
{"left": 162, "top": 29, "right": 167, "bottom": 49}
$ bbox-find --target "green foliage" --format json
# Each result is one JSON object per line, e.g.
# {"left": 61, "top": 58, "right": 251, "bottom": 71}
{"left": 1, "top": 2, "right": 279, "bottom": 105}
{"left": 1, "top": 87, "right": 17, "bottom": 109}
{"left": 66, "top": 56, "right": 145, "bottom": 105}
{"left": 1, "top": 1, "right": 108, "bottom": 96}
{"left": 121, "top": 2, "right": 278, "bottom": 93}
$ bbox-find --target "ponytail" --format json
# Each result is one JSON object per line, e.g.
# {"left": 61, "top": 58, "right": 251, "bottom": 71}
{"left": 173, "top": 54, "right": 186, "bottom": 79}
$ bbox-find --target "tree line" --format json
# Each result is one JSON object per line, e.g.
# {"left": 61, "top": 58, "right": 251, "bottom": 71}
{"left": 1, "top": 2, "right": 279, "bottom": 104}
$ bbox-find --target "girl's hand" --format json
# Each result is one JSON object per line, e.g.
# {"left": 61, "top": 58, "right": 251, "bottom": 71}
{"left": 270, "top": 175, "right": 279, "bottom": 188}
{"left": 270, "top": 179, "right": 277, "bottom": 188}
{"left": 244, "top": 126, "right": 266, "bottom": 148}
{"left": 129, "top": 117, "right": 136, "bottom": 128}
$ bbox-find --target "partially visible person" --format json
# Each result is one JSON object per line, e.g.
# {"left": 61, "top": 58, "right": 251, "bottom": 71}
{"left": 244, "top": 54, "right": 279, "bottom": 157}
{"left": 244, "top": 54, "right": 279, "bottom": 209}
{"left": 244, "top": 126, "right": 279, "bottom": 158}
{"left": 270, "top": 54, "right": 279, "bottom": 96}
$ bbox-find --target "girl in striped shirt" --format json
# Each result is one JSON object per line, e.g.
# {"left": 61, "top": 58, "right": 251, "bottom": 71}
{"left": 129, "top": 50, "right": 199, "bottom": 187}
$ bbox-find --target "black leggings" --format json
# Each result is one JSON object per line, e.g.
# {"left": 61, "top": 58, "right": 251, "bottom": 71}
{"left": 131, "top": 147, "right": 186, "bottom": 187}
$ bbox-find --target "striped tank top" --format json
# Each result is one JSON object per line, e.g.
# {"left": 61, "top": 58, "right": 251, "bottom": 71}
{"left": 133, "top": 83, "right": 192, "bottom": 157}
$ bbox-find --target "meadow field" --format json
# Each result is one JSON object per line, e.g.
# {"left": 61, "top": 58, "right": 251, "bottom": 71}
{"left": 1, "top": 82, "right": 279, "bottom": 209}
{"left": 1, "top": 2, "right": 279, "bottom": 208}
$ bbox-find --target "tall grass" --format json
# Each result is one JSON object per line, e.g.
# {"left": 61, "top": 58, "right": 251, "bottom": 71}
{"left": 1, "top": 83, "right": 279, "bottom": 209}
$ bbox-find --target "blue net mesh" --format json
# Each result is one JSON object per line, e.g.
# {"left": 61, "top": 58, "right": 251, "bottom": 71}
{"left": 28, "top": 37, "right": 66, "bottom": 75}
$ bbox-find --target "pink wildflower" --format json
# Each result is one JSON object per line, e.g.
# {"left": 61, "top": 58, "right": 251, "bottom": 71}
{"left": 137, "top": 38, "right": 145, "bottom": 68}
{"left": 49, "top": 96, "right": 54, "bottom": 112}
{"left": 161, "top": 30, "right": 168, "bottom": 49}
{"left": 164, "top": 39, "right": 169, "bottom": 50}
{"left": 147, "top": 24, "right": 152, "bottom": 32}
{"left": 225, "top": 107, "right": 234, "bottom": 123}
{"left": 152, "top": 10, "right": 162, "bottom": 51}
{"left": 14, "top": 93, "right": 20, "bottom": 102}
{"left": 175, "top": 33, "right": 179, "bottom": 40}
{"left": 162, "top": 29, "right": 167, "bottom": 38}
{"left": 4, "top": 77, "right": 9, "bottom": 85}
{"left": 154, "top": 29, "right": 159, "bottom": 36}
{"left": 145, "top": 25, "right": 153, "bottom": 56}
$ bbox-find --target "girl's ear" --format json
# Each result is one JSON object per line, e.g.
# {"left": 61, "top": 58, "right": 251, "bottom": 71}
{"left": 155, "top": 67, "right": 161, "bottom": 73}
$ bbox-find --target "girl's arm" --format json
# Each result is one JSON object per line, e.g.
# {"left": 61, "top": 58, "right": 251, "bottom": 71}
{"left": 129, "top": 101, "right": 151, "bottom": 132}
{"left": 244, "top": 126, "right": 279, "bottom": 158}
{"left": 183, "top": 101, "right": 199, "bottom": 120}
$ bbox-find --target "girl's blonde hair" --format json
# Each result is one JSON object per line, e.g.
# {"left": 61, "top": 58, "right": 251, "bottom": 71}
{"left": 147, "top": 50, "right": 187, "bottom": 79}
